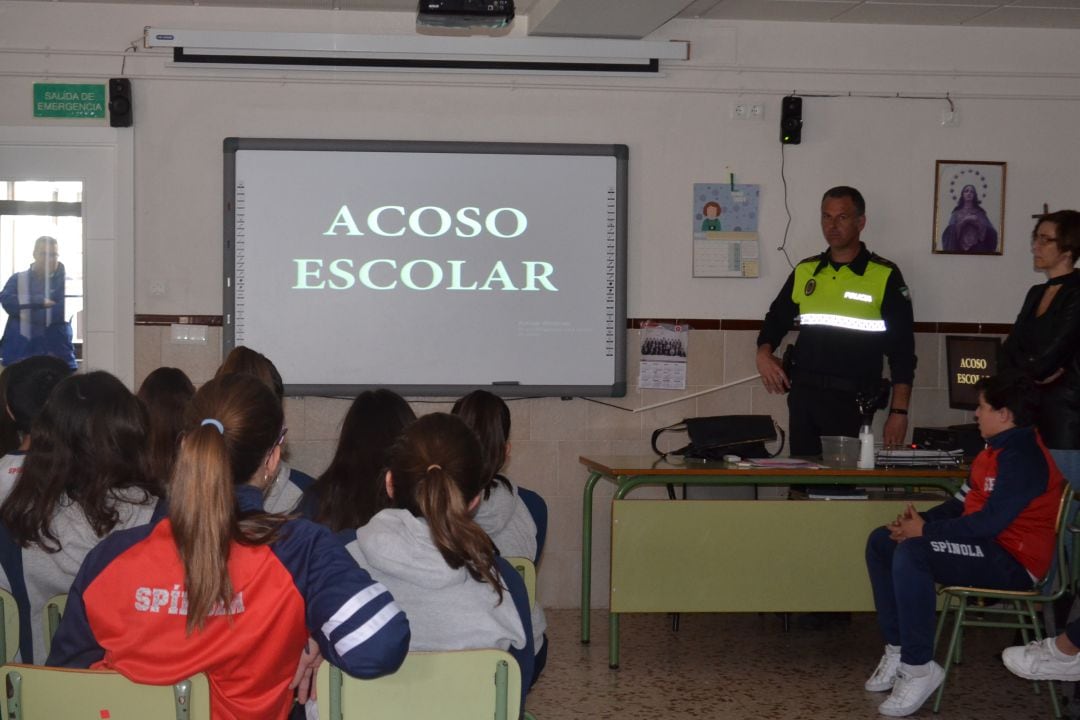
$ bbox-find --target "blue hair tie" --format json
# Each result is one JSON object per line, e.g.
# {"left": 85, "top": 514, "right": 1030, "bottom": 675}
{"left": 201, "top": 418, "right": 224, "bottom": 434}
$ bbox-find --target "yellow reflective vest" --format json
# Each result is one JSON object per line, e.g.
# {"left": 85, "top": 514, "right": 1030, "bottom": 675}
{"left": 791, "top": 256, "right": 892, "bottom": 333}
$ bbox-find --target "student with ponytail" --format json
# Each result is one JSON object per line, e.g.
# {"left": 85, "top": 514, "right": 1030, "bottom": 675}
{"left": 343, "top": 412, "right": 534, "bottom": 709}
{"left": 451, "top": 390, "right": 548, "bottom": 683}
{"left": 0, "top": 371, "right": 159, "bottom": 664}
{"left": 48, "top": 374, "right": 410, "bottom": 720}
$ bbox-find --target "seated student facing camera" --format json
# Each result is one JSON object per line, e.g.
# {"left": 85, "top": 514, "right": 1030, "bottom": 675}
{"left": 863, "top": 371, "right": 1064, "bottom": 717}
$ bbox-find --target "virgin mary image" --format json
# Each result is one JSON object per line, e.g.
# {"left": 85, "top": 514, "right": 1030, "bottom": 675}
{"left": 941, "top": 184, "right": 999, "bottom": 253}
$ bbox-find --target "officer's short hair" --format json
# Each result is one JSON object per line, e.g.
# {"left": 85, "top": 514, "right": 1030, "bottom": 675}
{"left": 974, "top": 371, "right": 1038, "bottom": 427}
{"left": 822, "top": 186, "right": 866, "bottom": 216}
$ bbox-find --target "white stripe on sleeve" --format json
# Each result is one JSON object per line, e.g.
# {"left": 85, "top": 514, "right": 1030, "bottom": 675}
{"left": 953, "top": 482, "right": 970, "bottom": 503}
{"left": 333, "top": 602, "right": 404, "bottom": 657}
{"left": 321, "top": 583, "right": 389, "bottom": 639}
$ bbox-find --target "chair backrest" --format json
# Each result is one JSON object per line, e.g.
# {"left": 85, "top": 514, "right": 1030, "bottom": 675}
{"left": 503, "top": 556, "right": 536, "bottom": 608}
{"left": 316, "top": 649, "right": 522, "bottom": 720}
{"left": 0, "top": 588, "right": 19, "bottom": 663}
{"left": 0, "top": 664, "right": 210, "bottom": 719}
{"left": 1036, "top": 486, "right": 1075, "bottom": 597}
{"left": 42, "top": 593, "right": 67, "bottom": 656}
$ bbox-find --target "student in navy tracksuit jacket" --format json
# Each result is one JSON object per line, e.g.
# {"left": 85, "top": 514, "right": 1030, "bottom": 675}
{"left": 864, "top": 372, "right": 1064, "bottom": 717}
{"left": 48, "top": 373, "right": 410, "bottom": 720}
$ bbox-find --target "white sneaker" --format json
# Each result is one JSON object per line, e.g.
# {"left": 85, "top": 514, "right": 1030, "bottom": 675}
{"left": 1003, "top": 638, "right": 1080, "bottom": 681}
{"left": 865, "top": 648, "right": 902, "bottom": 692}
{"left": 878, "top": 662, "right": 945, "bottom": 717}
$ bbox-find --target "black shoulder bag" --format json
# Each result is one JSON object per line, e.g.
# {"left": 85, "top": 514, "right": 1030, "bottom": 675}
{"left": 650, "top": 415, "right": 785, "bottom": 461}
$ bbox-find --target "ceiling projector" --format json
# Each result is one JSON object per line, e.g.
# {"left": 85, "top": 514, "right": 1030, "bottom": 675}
{"left": 417, "top": 0, "right": 515, "bottom": 29}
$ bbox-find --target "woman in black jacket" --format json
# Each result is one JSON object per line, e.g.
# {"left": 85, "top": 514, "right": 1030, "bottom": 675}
{"left": 1001, "top": 210, "right": 1080, "bottom": 483}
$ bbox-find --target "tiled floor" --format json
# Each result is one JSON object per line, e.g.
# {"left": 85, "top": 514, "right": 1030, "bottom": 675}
{"left": 528, "top": 609, "right": 1068, "bottom": 719}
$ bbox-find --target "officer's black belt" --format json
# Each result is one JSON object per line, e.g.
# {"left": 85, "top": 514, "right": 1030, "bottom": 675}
{"left": 792, "top": 369, "right": 877, "bottom": 395}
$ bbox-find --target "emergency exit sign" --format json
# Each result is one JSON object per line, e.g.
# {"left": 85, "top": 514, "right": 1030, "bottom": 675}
{"left": 33, "top": 83, "right": 106, "bottom": 119}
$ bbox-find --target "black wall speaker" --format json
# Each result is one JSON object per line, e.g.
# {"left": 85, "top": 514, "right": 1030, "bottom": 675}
{"left": 108, "top": 78, "right": 133, "bottom": 128}
{"left": 780, "top": 95, "right": 802, "bottom": 145}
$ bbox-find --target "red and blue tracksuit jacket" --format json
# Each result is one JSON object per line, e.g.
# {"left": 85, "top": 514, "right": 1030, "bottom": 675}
{"left": 47, "top": 485, "right": 410, "bottom": 720}
{"left": 922, "top": 425, "right": 1064, "bottom": 580}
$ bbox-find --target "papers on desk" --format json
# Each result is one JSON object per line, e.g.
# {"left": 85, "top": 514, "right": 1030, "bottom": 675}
{"left": 748, "top": 458, "right": 826, "bottom": 469}
{"left": 807, "top": 486, "right": 868, "bottom": 500}
{"left": 876, "top": 448, "right": 965, "bottom": 467}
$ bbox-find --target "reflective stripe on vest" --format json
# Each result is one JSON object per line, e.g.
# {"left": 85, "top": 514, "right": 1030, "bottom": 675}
{"left": 798, "top": 313, "right": 886, "bottom": 332}
{"left": 792, "top": 257, "right": 892, "bottom": 333}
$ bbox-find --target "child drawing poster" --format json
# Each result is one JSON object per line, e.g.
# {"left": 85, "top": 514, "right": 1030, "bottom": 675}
{"left": 692, "top": 183, "right": 761, "bottom": 278}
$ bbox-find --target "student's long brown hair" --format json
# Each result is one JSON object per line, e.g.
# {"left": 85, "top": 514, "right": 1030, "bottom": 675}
{"left": 312, "top": 389, "right": 416, "bottom": 532}
{"left": 170, "top": 373, "right": 287, "bottom": 632}
{"left": 387, "top": 413, "right": 503, "bottom": 600}
{"left": 0, "top": 371, "right": 159, "bottom": 550}
{"left": 450, "top": 390, "right": 513, "bottom": 500}
{"left": 137, "top": 367, "right": 195, "bottom": 487}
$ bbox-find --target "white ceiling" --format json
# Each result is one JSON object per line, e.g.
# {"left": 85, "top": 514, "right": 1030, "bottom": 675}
{"left": 13, "top": 0, "right": 1080, "bottom": 35}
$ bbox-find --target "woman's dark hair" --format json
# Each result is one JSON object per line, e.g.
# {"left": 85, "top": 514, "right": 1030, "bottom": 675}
{"left": 215, "top": 345, "right": 284, "bottom": 402}
{"left": 387, "top": 413, "right": 503, "bottom": 600}
{"left": 312, "top": 389, "right": 416, "bottom": 532}
{"left": 974, "top": 371, "right": 1038, "bottom": 428}
{"left": 4, "top": 354, "right": 73, "bottom": 436}
{"left": 1035, "top": 210, "right": 1080, "bottom": 267}
{"left": 137, "top": 367, "right": 196, "bottom": 487}
{"left": 450, "top": 390, "right": 512, "bottom": 499}
{"left": 170, "top": 373, "right": 287, "bottom": 632}
{"left": 0, "top": 371, "right": 159, "bottom": 551}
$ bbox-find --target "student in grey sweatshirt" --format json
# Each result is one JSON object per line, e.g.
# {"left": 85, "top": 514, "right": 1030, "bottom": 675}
{"left": 343, "top": 412, "right": 535, "bottom": 710}
{"left": 452, "top": 390, "right": 548, "bottom": 682}
{"left": 0, "top": 371, "right": 160, "bottom": 663}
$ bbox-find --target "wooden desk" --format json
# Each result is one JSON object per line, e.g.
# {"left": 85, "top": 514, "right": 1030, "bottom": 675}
{"left": 579, "top": 455, "right": 966, "bottom": 668}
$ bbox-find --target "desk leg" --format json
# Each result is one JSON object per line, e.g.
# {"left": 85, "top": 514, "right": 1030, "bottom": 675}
{"left": 581, "top": 471, "right": 602, "bottom": 644}
{"left": 609, "top": 612, "right": 620, "bottom": 668}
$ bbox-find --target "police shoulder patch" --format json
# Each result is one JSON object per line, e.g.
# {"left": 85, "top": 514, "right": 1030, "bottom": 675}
{"left": 868, "top": 252, "right": 899, "bottom": 270}
{"left": 899, "top": 285, "right": 911, "bottom": 301}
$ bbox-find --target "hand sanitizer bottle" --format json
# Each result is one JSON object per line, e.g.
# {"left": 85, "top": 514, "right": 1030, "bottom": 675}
{"left": 858, "top": 423, "right": 875, "bottom": 469}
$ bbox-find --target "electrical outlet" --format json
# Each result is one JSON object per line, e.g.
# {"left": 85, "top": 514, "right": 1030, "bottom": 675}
{"left": 149, "top": 281, "right": 165, "bottom": 296}
{"left": 731, "top": 103, "right": 764, "bottom": 121}
{"left": 170, "top": 324, "right": 208, "bottom": 345}
{"left": 941, "top": 109, "right": 960, "bottom": 127}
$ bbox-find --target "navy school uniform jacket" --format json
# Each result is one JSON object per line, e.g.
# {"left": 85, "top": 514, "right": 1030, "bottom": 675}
{"left": 47, "top": 485, "right": 410, "bottom": 720}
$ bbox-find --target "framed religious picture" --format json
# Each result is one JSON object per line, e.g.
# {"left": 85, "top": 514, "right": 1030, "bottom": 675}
{"left": 932, "top": 160, "right": 1006, "bottom": 255}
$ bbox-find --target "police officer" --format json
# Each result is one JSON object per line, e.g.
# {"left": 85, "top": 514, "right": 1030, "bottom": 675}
{"left": 755, "top": 186, "right": 915, "bottom": 457}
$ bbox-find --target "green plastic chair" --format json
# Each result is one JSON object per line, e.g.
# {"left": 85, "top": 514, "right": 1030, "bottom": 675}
{"left": 932, "top": 487, "right": 1074, "bottom": 717}
{"left": 0, "top": 664, "right": 210, "bottom": 719}
{"left": 316, "top": 649, "right": 527, "bottom": 720}
{"left": 43, "top": 593, "right": 67, "bottom": 656}
{"left": 0, "top": 588, "right": 19, "bottom": 662}
{"left": 504, "top": 556, "right": 537, "bottom": 608}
